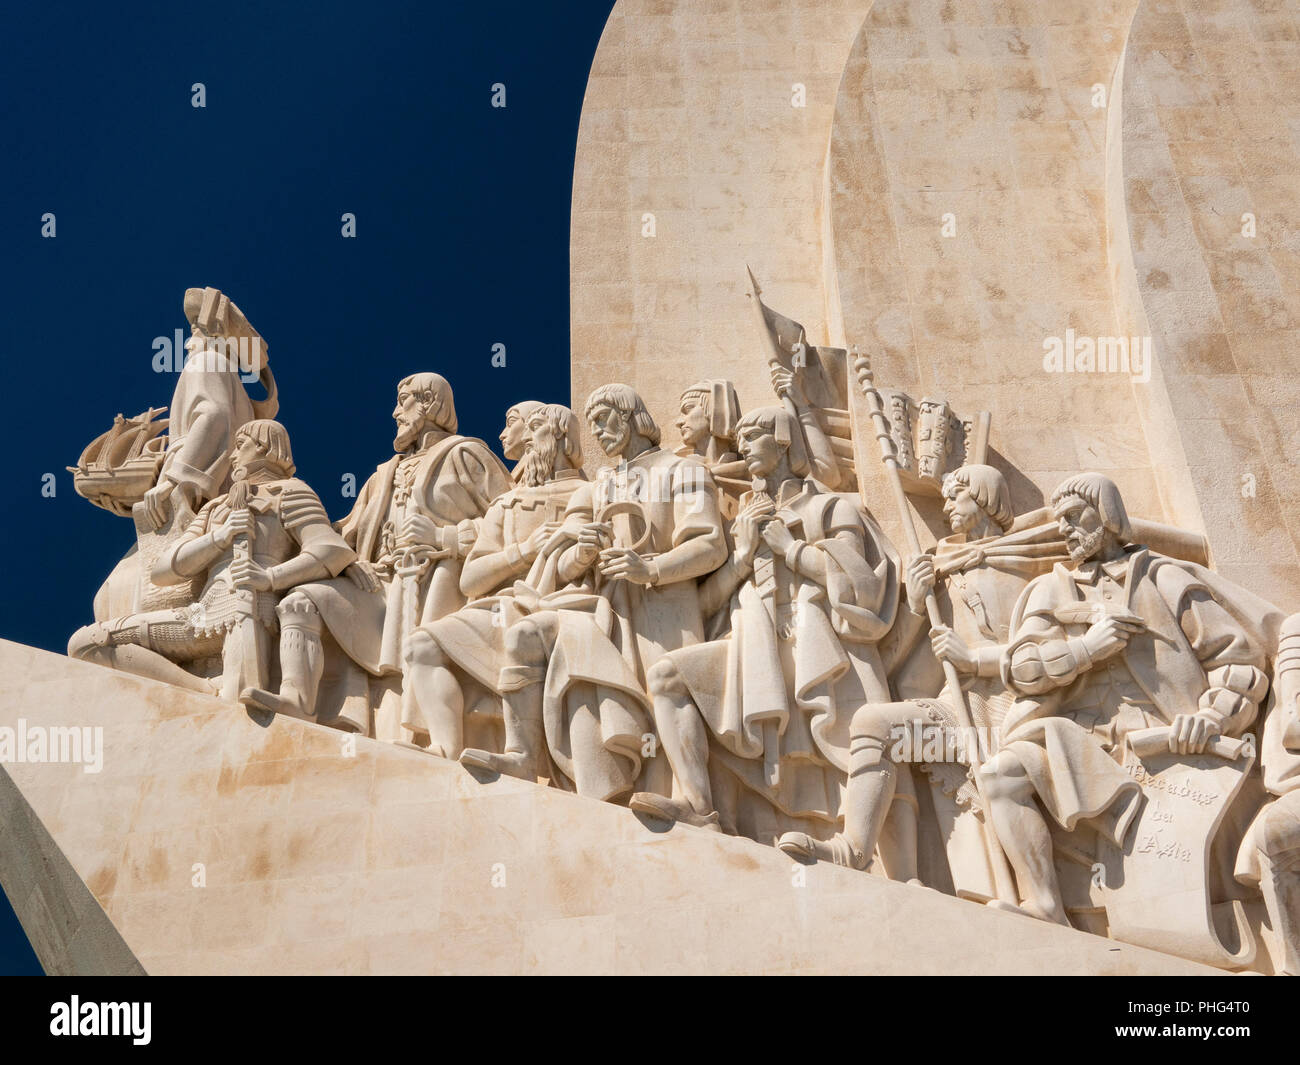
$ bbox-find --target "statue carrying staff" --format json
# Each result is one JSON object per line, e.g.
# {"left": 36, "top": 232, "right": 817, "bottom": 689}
{"left": 849, "top": 353, "right": 1019, "bottom": 901}
{"left": 778, "top": 464, "right": 1059, "bottom": 893}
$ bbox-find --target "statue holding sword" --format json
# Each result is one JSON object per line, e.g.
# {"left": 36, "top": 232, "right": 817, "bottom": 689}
{"left": 240, "top": 373, "right": 510, "bottom": 738}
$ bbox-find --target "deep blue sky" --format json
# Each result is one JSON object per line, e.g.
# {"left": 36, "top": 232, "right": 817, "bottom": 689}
{"left": 0, "top": 0, "right": 613, "bottom": 974}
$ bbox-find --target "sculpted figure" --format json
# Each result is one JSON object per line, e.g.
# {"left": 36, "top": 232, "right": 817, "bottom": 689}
{"left": 141, "top": 287, "right": 278, "bottom": 529}
{"left": 770, "top": 365, "right": 843, "bottom": 489}
{"left": 500, "top": 400, "right": 543, "bottom": 480}
{"left": 240, "top": 374, "right": 511, "bottom": 737}
{"left": 404, "top": 403, "right": 587, "bottom": 758}
{"left": 630, "top": 406, "right": 899, "bottom": 843}
{"left": 461, "top": 383, "right": 728, "bottom": 801}
{"left": 1237, "top": 614, "right": 1300, "bottom": 975}
{"left": 675, "top": 380, "right": 747, "bottom": 519}
{"left": 69, "top": 421, "right": 353, "bottom": 696}
{"left": 984, "top": 473, "right": 1268, "bottom": 924}
{"left": 777, "top": 465, "right": 1059, "bottom": 891}
{"left": 76, "top": 288, "right": 280, "bottom": 628}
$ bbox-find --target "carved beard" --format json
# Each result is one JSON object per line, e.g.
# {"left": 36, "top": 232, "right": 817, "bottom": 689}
{"left": 1068, "top": 524, "right": 1107, "bottom": 564}
{"left": 394, "top": 410, "right": 427, "bottom": 452}
{"left": 520, "top": 431, "right": 559, "bottom": 488}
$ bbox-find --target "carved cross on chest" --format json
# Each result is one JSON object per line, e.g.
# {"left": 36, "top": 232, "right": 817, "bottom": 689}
{"left": 391, "top": 456, "right": 421, "bottom": 509}
{"left": 512, "top": 493, "right": 568, "bottom": 521}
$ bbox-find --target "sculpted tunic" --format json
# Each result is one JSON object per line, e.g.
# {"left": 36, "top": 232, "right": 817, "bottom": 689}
{"left": 524, "top": 447, "right": 728, "bottom": 798}
{"left": 421, "top": 469, "right": 587, "bottom": 696}
{"left": 296, "top": 432, "right": 510, "bottom": 674}
{"left": 164, "top": 478, "right": 353, "bottom": 637}
{"left": 669, "top": 482, "right": 898, "bottom": 824}
{"left": 1000, "top": 547, "right": 1266, "bottom": 844}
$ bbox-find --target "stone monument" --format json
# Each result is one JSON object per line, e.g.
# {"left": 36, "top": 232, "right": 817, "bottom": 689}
{"left": 5, "top": 0, "right": 1300, "bottom": 975}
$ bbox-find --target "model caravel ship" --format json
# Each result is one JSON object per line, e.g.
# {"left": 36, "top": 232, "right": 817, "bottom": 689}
{"left": 67, "top": 407, "right": 168, "bottom": 516}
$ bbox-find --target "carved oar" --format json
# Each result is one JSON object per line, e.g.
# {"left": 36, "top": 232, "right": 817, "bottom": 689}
{"left": 853, "top": 351, "right": 1020, "bottom": 908}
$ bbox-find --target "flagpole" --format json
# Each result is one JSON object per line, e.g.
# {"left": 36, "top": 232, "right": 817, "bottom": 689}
{"left": 852, "top": 350, "right": 1019, "bottom": 908}
{"left": 745, "top": 266, "right": 803, "bottom": 429}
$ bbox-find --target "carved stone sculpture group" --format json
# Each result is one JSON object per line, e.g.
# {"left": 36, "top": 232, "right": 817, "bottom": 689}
{"left": 65, "top": 286, "right": 1300, "bottom": 974}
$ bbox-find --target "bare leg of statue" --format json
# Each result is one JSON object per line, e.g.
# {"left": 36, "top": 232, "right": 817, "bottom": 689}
{"left": 980, "top": 750, "right": 1069, "bottom": 925}
{"left": 628, "top": 657, "right": 720, "bottom": 830}
{"left": 401, "top": 630, "right": 464, "bottom": 758}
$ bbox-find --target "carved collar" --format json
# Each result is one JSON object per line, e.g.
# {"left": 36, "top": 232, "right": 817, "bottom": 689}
{"left": 1070, "top": 552, "right": 1133, "bottom": 585}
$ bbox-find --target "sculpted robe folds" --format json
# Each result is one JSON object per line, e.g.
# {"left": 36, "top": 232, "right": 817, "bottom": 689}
{"left": 671, "top": 483, "right": 898, "bottom": 832}
{"left": 93, "top": 349, "right": 272, "bottom": 625}
{"left": 1000, "top": 548, "right": 1269, "bottom": 843}
{"left": 530, "top": 448, "right": 727, "bottom": 799}
{"left": 295, "top": 432, "right": 510, "bottom": 737}
{"left": 160, "top": 350, "right": 261, "bottom": 502}
{"left": 419, "top": 470, "right": 587, "bottom": 704}
{"left": 885, "top": 525, "right": 1066, "bottom": 897}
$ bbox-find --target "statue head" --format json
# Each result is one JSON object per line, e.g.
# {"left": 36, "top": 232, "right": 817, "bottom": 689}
{"left": 519, "top": 404, "right": 583, "bottom": 487}
{"left": 231, "top": 419, "right": 295, "bottom": 484}
{"left": 393, "top": 373, "right": 456, "bottom": 452}
{"left": 182, "top": 287, "right": 267, "bottom": 376}
{"left": 734, "top": 406, "right": 810, "bottom": 482}
{"left": 500, "top": 400, "right": 543, "bottom": 462}
{"left": 584, "top": 383, "right": 659, "bottom": 459}
{"left": 676, "top": 380, "right": 741, "bottom": 454}
{"left": 942, "top": 464, "right": 1014, "bottom": 537}
{"left": 1050, "top": 472, "right": 1133, "bottom": 564}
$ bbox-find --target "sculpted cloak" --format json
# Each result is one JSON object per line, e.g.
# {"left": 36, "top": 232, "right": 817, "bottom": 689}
{"left": 1000, "top": 548, "right": 1272, "bottom": 844}
{"left": 669, "top": 482, "right": 899, "bottom": 829}
{"left": 296, "top": 431, "right": 510, "bottom": 736}
{"left": 519, "top": 447, "right": 728, "bottom": 800}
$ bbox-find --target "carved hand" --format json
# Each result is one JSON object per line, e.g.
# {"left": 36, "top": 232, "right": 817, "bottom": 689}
{"left": 760, "top": 518, "right": 795, "bottom": 557}
{"left": 345, "top": 560, "right": 381, "bottom": 592}
{"left": 733, "top": 497, "right": 774, "bottom": 567}
{"left": 906, "top": 554, "right": 936, "bottom": 615}
{"left": 397, "top": 513, "right": 440, "bottom": 550}
{"left": 769, "top": 365, "right": 807, "bottom": 406}
{"left": 213, "top": 508, "right": 253, "bottom": 549}
{"left": 230, "top": 555, "right": 273, "bottom": 592}
{"left": 573, "top": 521, "right": 610, "bottom": 567}
{"left": 524, "top": 521, "right": 563, "bottom": 560}
{"left": 599, "top": 547, "right": 655, "bottom": 585}
{"left": 142, "top": 479, "right": 175, "bottom": 530}
{"left": 930, "top": 625, "right": 977, "bottom": 674}
{"left": 1167, "top": 712, "right": 1221, "bottom": 756}
{"left": 1082, "top": 614, "right": 1144, "bottom": 662}
{"left": 452, "top": 519, "right": 477, "bottom": 560}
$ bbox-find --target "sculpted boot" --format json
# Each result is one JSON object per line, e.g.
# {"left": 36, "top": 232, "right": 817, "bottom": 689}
{"left": 628, "top": 793, "right": 721, "bottom": 831}
{"left": 240, "top": 593, "right": 323, "bottom": 719}
{"left": 778, "top": 735, "right": 895, "bottom": 872}
{"left": 460, "top": 663, "right": 544, "bottom": 780}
